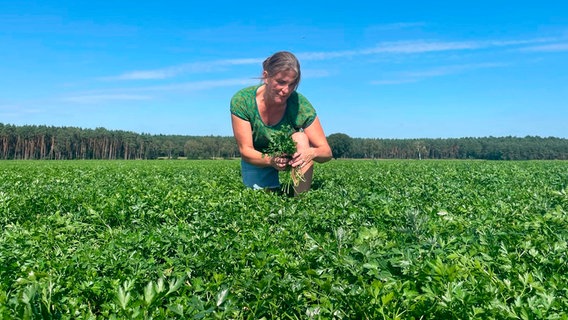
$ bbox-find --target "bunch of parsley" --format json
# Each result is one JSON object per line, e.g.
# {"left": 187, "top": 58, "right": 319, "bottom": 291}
{"left": 263, "top": 125, "right": 305, "bottom": 193}
{"left": 263, "top": 125, "right": 296, "bottom": 158}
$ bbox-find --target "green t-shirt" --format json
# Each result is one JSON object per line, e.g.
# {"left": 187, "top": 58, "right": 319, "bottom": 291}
{"left": 230, "top": 85, "right": 317, "bottom": 152}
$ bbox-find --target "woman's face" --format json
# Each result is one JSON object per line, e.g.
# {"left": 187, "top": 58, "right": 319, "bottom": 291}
{"left": 263, "top": 69, "right": 298, "bottom": 106}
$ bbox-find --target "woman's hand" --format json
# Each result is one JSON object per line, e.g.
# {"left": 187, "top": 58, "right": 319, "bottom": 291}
{"left": 290, "top": 149, "right": 314, "bottom": 169}
{"left": 271, "top": 155, "right": 290, "bottom": 171}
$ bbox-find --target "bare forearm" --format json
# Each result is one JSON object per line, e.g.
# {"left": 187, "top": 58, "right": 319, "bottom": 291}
{"left": 239, "top": 147, "right": 272, "bottom": 167}
{"left": 309, "top": 146, "right": 333, "bottom": 163}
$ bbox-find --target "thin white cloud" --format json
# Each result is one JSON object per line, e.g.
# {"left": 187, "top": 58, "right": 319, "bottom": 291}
{"left": 367, "top": 40, "right": 482, "bottom": 53}
{"left": 403, "top": 62, "right": 506, "bottom": 77}
{"left": 139, "top": 78, "right": 257, "bottom": 92}
{"left": 60, "top": 78, "right": 257, "bottom": 103}
{"left": 371, "top": 78, "right": 421, "bottom": 85}
{"left": 0, "top": 104, "right": 39, "bottom": 117}
{"left": 105, "top": 36, "right": 561, "bottom": 82}
{"left": 372, "top": 22, "right": 427, "bottom": 30}
{"left": 371, "top": 62, "right": 507, "bottom": 85}
{"left": 105, "top": 39, "right": 501, "bottom": 80}
{"left": 520, "top": 43, "right": 568, "bottom": 52}
{"left": 297, "top": 50, "right": 359, "bottom": 60}
{"left": 487, "top": 38, "right": 556, "bottom": 47}
{"left": 0, "top": 104, "right": 43, "bottom": 118}
{"left": 301, "top": 38, "right": 556, "bottom": 60}
{"left": 302, "top": 69, "right": 332, "bottom": 78}
{"left": 295, "top": 40, "right": 479, "bottom": 60}
{"left": 113, "top": 70, "right": 175, "bottom": 80}
{"left": 108, "top": 58, "right": 263, "bottom": 81}
{"left": 61, "top": 94, "right": 152, "bottom": 104}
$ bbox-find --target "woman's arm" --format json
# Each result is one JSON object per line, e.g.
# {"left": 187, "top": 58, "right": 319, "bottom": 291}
{"left": 305, "top": 116, "right": 333, "bottom": 163}
{"left": 290, "top": 116, "right": 333, "bottom": 168}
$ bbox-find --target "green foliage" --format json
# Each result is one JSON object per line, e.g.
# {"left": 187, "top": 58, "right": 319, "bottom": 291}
{"left": 263, "top": 125, "right": 297, "bottom": 159}
{"left": 1, "top": 159, "right": 567, "bottom": 318}
{"left": 263, "top": 125, "right": 304, "bottom": 193}
{"left": 2, "top": 123, "right": 568, "bottom": 160}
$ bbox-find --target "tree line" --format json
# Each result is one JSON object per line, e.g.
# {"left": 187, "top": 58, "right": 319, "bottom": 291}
{"left": 0, "top": 124, "right": 238, "bottom": 160}
{"left": 327, "top": 133, "right": 568, "bottom": 160}
{"left": 1, "top": 123, "right": 567, "bottom": 160}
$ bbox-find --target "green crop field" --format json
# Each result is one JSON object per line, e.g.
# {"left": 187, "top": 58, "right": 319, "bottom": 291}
{"left": 1, "top": 159, "right": 567, "bottom": 319}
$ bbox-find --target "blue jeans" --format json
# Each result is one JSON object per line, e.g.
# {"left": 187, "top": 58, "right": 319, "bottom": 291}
{"left": 240, "top": 159, "right": 280, "bottom": 190}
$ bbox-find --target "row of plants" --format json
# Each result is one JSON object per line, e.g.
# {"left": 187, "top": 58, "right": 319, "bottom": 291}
{"left": 0, "top": 159, "right": 567, "bottom": 318}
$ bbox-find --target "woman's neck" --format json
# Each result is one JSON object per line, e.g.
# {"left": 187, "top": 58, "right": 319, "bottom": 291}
{"left": 257, "top": 85, "right": 283, "bottom": 109}
{"left": 261, "top": 88, "right": 286, "bottom": 110}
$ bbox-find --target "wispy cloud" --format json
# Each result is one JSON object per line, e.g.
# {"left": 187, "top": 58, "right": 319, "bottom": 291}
{"left": 105, "top": 36, "right": 561, "bottom": 82}
{"left": 0, "top": 104, "right": 42, "bottom": 118}
{"left": 481, "top": 38, "right": 556, "bottom": 47}
{"left": 371, "top": 62, "right": 507, "bottom": 85}
{"left": 137, "top": 78, "right": 258, "bottom": 92}
{"left": 372, "top": 22, "right": 427, "bottom": 30}
{"left": 112, "top": 70, "right": 175, "bottom": 80}
{"left": 60, "top": 78, "right": 257, "bottom": 104}
{"left": 107, "top": 58, "right": 263, "bottom": 80}
{"left": 297, "top": 40, "right": 476, "bottom": 60}
{"left": 302, "top": 69, "right": 332, "bottom": 78}
{"left": 365, "top": 40, "right": 482, "bottom": 54}
{"left": 61, "top": 94, "right": 152, "bottom": 104}
{"left": 371, "top": 78, "right": 421, "bottom": 85}
{"left": 301, "top": 37, "right": 556, "bottom": 60}
{"left": 520, "top": 43, "right": 568, "bottom": 52}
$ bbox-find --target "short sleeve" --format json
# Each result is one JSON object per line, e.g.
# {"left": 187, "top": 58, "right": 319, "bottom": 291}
{"left": 284, "top": 92, "right": 317, "bottom": 130}
{"left": 296, "top": 93, "right": 317, "bottom": 128}
{"left": 230, "top": 88, "right": 253, "bottom": 121}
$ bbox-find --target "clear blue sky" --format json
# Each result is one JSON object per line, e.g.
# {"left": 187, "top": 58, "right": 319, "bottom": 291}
{"left": 1, "top": 1, "right": 567, "bottom": 138}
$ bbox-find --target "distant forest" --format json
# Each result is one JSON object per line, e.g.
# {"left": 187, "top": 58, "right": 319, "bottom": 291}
{"left": 1, "top": 123, "right": 567, "bottom": 160}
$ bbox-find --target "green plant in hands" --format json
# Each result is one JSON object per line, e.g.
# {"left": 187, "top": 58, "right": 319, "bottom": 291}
{"left": 263, "top": 125, "right": 297, "bottom": 159}
{"left": 263, "top": 125, "right": 305, "bottom": 193}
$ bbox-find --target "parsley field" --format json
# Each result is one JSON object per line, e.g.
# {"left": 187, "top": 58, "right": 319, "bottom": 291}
{"left": 1, "top": 160, "right": 567, "bottom": 319}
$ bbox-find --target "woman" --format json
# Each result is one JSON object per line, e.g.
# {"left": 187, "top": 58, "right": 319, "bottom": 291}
{"left": 230, "top": 51, "right": 332, "bottom": 195}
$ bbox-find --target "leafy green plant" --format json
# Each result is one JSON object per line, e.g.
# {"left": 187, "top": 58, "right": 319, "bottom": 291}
{"left": 263, "top": 125, "right": 305, "bottom": 193}
{"left": 263, "top": 125, "right": 297, "bottom": 159}
{"left": 1, "top": 160, "right": 567, "bottom": 318}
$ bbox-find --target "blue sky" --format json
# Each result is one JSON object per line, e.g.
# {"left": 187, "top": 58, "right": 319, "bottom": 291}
{"left": 1, "top": 1, "right": 567, "bottom": 138}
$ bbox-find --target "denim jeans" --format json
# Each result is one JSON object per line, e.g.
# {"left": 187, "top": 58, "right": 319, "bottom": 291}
{"left": 240, "top": 159, "right": 280, "bottom": 190}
